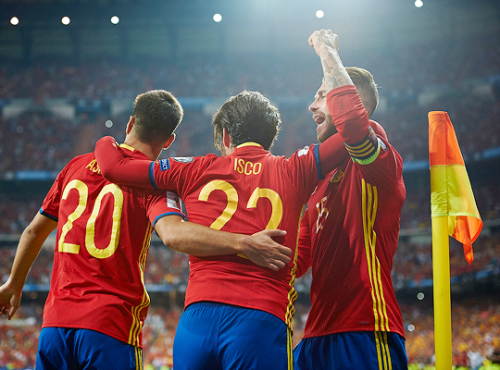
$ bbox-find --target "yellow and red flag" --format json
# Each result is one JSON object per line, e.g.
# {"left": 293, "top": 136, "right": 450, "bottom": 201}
{"left": 429, "top": 111, "right": 483, "bottom": 264}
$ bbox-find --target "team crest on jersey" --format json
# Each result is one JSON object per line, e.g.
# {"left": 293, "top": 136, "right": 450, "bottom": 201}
{"left": 172, "top": 157, "right": 194, "bottom": 163}
{"left": 297, "top": 146, "right": 310, "bottom": 157}
{"left": 159, "top": 159, "right": 170, "bottom": 171}
{"left": 330, "top": 168, "right": 344, "bottom": 183}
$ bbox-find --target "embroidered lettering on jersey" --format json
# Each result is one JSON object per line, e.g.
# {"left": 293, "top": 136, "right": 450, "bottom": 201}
{"left": 159, "top": 159, "right": 170, "bottom": 171}
{"left": 233, "top": 158, "right": 262, "bottom": 175}
{"left": 172, "top": 157, "right": 194, "bottom": 163}
{"left": 86, "top": 159, "right": 101, "bottom": 175}
{"left": 297, "top": 146, "right": 310, "bottom": 157}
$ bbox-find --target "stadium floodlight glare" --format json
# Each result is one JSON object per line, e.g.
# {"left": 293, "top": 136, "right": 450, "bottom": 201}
{"left": 213, "top": 14, "right": 222, "bottom": 22}
{"left": 105, "top": 120, "right": 113, "bottom": 128}
{"left": 417, "top": 292, "right": 425, "bottom": 300}
{"left": 62, "top": 16, "right": 71, "bottom": 25}
{"left": 407, "top": 324, "right": 415, "bottom": 332}
{"left": 10, "top": 17, "right": 19, "bottom": 26}
{"left": 415, "top": 0, "right": 423, "bottom": 8}
{"left": 111, "top": 16, "right": 120, "bottom": 25}
{"left": 316, "top": 10, "right": 324, "bottom": 19}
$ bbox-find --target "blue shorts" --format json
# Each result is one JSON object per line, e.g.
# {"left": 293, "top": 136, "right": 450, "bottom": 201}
{"left": 294, "top": 331, "right": 408, "bottom": 370}
{"left": 36, "top": 327, "right": 143, "bottom": 370}
{"left": 173, "top": 302, "right": 293, "bottom": 370}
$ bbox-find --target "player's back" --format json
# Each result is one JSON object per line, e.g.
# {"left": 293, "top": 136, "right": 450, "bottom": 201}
{"left": 165, "top": 143, "right": 321, "bottom": 324}
{"left": 41, "top": 149, "right": 168, "bottom": 347}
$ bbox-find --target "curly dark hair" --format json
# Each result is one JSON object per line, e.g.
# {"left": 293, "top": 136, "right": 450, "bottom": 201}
{"left": 212, "top": 90, "right": 281, "bottom": 155}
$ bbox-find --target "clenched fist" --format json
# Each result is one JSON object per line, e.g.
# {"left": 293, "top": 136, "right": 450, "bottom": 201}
{"left": 308, "top": 29, "right": 339, "bottom": 56}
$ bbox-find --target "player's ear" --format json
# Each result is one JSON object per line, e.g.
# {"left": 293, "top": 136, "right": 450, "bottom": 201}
{"left": 126, "top": 116, "right": 134, "bottom": 135}
{"left": 163, "top": 133, "right": 176, "bottom": 150}
{"left": 223, "top": 128, "right": 231, "bottom": 149}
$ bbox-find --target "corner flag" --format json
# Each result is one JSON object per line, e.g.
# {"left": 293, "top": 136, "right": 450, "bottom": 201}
{"left": 429, "top": 111, "right": 483, "bottom": 264}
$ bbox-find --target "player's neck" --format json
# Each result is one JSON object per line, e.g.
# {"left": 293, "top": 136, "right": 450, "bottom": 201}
{"left": 124, "top": 137, "right": 159, "bottom": 160}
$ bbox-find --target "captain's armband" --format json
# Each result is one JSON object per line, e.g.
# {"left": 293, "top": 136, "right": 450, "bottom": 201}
{"left": 345, "top": 127, "right": 385, "bottom": 165}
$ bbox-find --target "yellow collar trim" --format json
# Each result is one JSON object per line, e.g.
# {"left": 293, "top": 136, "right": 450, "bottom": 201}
{"left": 236, "top": 142, "right": 262, "bottom": 149}
{"left": 119, "top": 143, "right": 134, "bottom": 151}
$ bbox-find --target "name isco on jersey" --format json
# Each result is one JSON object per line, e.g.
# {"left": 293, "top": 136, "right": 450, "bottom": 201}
{"left": 233, "top": 158, "right": 262, "bottom": 175}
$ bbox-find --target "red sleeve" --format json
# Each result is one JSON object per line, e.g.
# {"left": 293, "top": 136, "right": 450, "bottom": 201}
{"left": 147, "top": 190, "right": 185, "bottom": 227}
{"left": 296, "top": 208, "right": 312, "bottom": 278}
{"left": 317, "top": 132, "right": 350, "bottom": 176}
{"left": 94, "top": 136, "right": 154, "bottom": 189}
{"left": 40, "top": 168, "right": 66, "bottom": 221}
{"left": 327, "top": 85, "right": 370, "bottom": 144}
{"left": 326, "top": 87, "right": 403, "bottom": 188}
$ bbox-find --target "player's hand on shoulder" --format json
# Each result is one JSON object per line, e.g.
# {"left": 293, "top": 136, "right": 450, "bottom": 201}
{"left": 241, "top": 229, "right": 291, "bottom": 271}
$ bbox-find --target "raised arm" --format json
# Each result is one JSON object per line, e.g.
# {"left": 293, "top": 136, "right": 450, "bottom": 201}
{"left": 95, "top": 136, "right": 154, "bottom": 189}
{"left": 0, "top": 213, "right": 57, "bottom": 319}
{"left": 155, "top": 216, "right": 291, "bottom": 271}
{"left": 309, "top": 29, "right": 354, "bottom": 93}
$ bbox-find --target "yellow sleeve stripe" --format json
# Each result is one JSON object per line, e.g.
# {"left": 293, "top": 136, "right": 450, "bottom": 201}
{"left": 284, "top": 204, "right": 306, "bottom": 329}
{"left": 128, "top": 223, "right": 153, "bottom": 346}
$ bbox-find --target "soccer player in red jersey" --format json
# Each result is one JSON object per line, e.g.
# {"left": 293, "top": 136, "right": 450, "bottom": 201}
{"left": 293, "top": 30, "right": 408, "bottom": 370}
{"left": 93, "top": 87, "right": 354, "bottom": 368}
{"left": 0, "top": 90, "right": 290, "bottom": 370}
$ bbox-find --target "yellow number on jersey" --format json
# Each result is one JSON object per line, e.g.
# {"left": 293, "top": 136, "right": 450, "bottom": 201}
{"left": 199, "top": 181, "right": 283, "bottom": 231}
{"left": 59, "top": 180, "right": 124, "bottom": 259}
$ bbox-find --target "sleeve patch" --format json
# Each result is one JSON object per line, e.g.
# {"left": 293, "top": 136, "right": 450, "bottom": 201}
{"left": 297, "top": 146, "right": 310, "bottom": 157}
{"left": 172, "top": 157, "right": 194, "bottom": 163}
{"left": 166, "top": 191, "right": 182, "bottom": 212}
{"left": 159, "top": 159, "right": 170, "bottom": 171}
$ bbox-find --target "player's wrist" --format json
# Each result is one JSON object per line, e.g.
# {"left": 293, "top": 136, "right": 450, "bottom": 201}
{"left": 233, "top": 234, "right": 251, "bottom": 254}
{"left": 4, "top": 278, "right": 23, "bottom": 294}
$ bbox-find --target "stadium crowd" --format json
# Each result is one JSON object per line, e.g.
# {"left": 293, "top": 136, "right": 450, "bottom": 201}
{"left": 0, "top": 26, "right": 499, "bottom": 370}
{"left": 0, "top": 33, "right": 499, "bottom": 175}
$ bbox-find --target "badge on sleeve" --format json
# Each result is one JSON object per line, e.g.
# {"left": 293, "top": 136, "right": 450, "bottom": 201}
{"left": 159, "top": 159, "right": 170, "bottom": 171}
{"left": 298, "top": 146, "right": 310, "bottom": 157}
{"left": 166, "top": 191, "right": 182, "bottom": 212}
{"left": 172, "top": 157, "right": 194, "bottom": 163}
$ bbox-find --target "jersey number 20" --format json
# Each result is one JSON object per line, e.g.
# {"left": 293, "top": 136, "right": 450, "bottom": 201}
{"left": 59, "top": 179, "right": 123, "bottom": 259}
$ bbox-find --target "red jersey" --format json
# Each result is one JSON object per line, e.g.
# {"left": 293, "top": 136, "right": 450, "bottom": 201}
{"left": 94, "top": 97, "right": 364, "bottom": 326}
{"left": 151, "top": 143, "right": 325, "bottom": 326}
{"left": 296, "top": 89, "right": 406, "bottom": 338}
{"left": 40, "top": 145, "right": 183, "bottom": 347}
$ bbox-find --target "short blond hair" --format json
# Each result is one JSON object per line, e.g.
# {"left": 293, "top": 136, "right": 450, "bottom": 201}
{"left": 346, "top": 67, "right": 379, "bottom": 117}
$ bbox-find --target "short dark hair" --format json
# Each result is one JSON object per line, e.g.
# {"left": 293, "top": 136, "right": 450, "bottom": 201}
{"left": 132, "top": 90, "right": 184, "bottom": 144}
{"left": 346, "top": 67, "right": 379, "bottom": 117}
{"left": 212, "top": 91, "right": 281, "bottom": 154}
